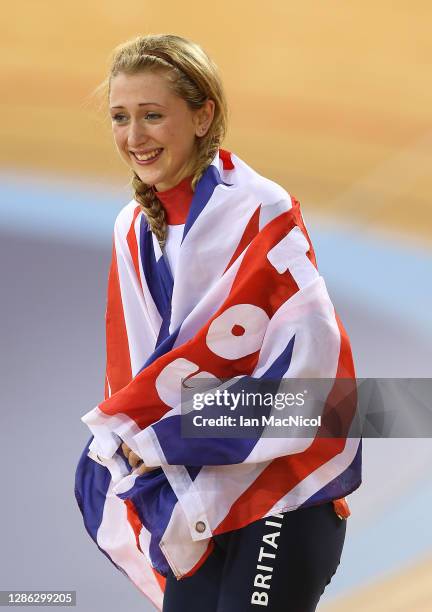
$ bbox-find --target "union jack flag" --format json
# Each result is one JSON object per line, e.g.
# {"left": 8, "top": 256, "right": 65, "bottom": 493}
{"left": 75, "top": 149, "right": 361, "bottom": 610}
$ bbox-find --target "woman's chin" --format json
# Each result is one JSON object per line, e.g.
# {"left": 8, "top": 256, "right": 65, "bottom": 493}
{"left": 135, "top": 168, "right": 163, "bottom": 186}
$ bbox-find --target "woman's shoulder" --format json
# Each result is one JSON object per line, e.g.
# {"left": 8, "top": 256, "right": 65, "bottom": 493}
{"left": 229, "top": 150, "right": 297, "bottom": 211}
{"left": 113, "top": 198, "right": 143, "bottom": 238}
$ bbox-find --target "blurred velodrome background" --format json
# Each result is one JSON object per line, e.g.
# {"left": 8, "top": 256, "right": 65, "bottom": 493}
{"left": 1, "top": 1, "right": 431, "bottom": 610}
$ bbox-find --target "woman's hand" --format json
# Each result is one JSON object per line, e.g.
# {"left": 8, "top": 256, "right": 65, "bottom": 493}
{"left": 121, "top": 442, "right": 159, "bottom": 475}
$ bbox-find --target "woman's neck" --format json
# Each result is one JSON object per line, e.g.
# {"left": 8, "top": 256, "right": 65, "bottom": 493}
{"left": 154, "top": 175, "right": 194, "bottom": 225}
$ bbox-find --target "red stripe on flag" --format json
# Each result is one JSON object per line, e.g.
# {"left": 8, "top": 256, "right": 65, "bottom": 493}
{"left": 105, "top": 241, "right": 132, "bottom": 394}
{"left": 334, "top": 311, "right": 355, "bottom": 378}
{"left": 124, "top": 498, "right": 143, "bottom": 552}
{"left": 333, "top": 497, "right": 351, "bottom": 519}
{"left": 224, "top": 205, "right": 261, "bottom": 273}
{"left": 126, "top": 206, "right": 143, "bottom": 291}
{"left": 152, "top": 568, "right": 166, "bottom": 591}
{"left": 213, "top": 437, "right": 347, "bottom": 534}
{"left": 219, "top": 148, "right": 235, "bottom": 170}
{"left": 290, "top": 196, "right": 317, "bottom": 268}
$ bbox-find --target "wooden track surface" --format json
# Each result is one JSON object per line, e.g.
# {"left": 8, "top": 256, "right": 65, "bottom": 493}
{"left": 321, "top": 555, "right": 432, "bottom": 612}
{"left": 2, "top": 1, "right": 431, "bottom": 244}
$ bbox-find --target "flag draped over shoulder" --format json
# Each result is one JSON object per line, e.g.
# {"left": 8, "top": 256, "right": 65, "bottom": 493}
{"left": 74, "top": 149, "right": 361, "bottom": 611}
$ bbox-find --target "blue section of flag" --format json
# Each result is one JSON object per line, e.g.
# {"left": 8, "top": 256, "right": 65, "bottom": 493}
{"left": 74, "top": 438, "right": 122, "bottom": 571}
{"left": 140, "top": 218, "right": 173, "bottom": 316}
{"left": 182, "top": 164, "right": 230, "bottom": 243}
{"left": 116, "top": 468, "right": 177, "bottom": 577}
{"left": 300, "top": 440, "right": 363, "bottom": 508}
{"left": 139, "top": 326, "right": 180, "bottom": 372}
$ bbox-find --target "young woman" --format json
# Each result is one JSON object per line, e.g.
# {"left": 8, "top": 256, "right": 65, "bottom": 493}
{"left": 75, "top": 34, "right": 361, "bottom": 612}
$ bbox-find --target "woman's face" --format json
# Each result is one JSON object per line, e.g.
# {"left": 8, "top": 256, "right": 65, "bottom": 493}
{"left": 109, "top": 71, "right": 214, "bottom": 191}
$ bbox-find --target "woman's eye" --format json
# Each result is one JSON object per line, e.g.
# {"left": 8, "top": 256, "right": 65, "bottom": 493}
{"left": 145, "top": 112, "right": 162, "bottom": 120}
{"left": 111, "top": 114, "right": 128, "bottom": 123}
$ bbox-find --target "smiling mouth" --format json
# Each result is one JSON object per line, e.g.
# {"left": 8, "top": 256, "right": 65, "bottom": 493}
{"left": 131, "top": 148, "right": 164, "bottom": 163}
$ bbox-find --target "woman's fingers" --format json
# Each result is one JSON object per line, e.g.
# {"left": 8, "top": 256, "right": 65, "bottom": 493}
{"left": 127, "top": 450, "right": 143, "bottom": 468}
{"left": 121, "top": 442, "right": 131, "bottom": 458}
{"left": 121, "top": 441, "right": 155, "bottom": 472}
{"left": 135, "top": 463, "right": 159, "bottom": 475}
{"left": 121, "top": 442, "right": 141, "bottom": 467}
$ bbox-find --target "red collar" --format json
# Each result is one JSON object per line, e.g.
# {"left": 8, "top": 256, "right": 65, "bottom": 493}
{"left": 154, "top": 175, "right": 194, "bottom": 225}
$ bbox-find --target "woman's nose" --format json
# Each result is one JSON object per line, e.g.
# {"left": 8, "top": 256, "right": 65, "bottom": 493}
{"left": 127, "top": 118, "right": 148, "bottom": 147}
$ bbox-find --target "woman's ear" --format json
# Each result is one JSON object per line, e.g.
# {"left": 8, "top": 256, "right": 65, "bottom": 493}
{"left": 195, "top": 99, "right": 216, "bottom": 137}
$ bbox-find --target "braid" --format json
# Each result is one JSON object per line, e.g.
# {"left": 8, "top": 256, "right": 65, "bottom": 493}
{"left": 132, "top": 173, "right": 168, "bottom": 248}
{"left": 191, "top": 137, "right": 221, "bottom": 191}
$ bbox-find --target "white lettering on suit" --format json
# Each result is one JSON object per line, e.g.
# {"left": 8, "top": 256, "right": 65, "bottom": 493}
{"left": 251, "top": 513, "right": 284, "bottom": 607}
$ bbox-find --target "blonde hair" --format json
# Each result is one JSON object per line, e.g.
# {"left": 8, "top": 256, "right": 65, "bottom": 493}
{"left": 103, "top": 34, "right": 228, "bottom": 247}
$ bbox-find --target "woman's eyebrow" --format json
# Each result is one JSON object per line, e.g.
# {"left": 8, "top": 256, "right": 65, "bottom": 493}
{"left": 110, "top": 102, "right": 166, "bottom": 109}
